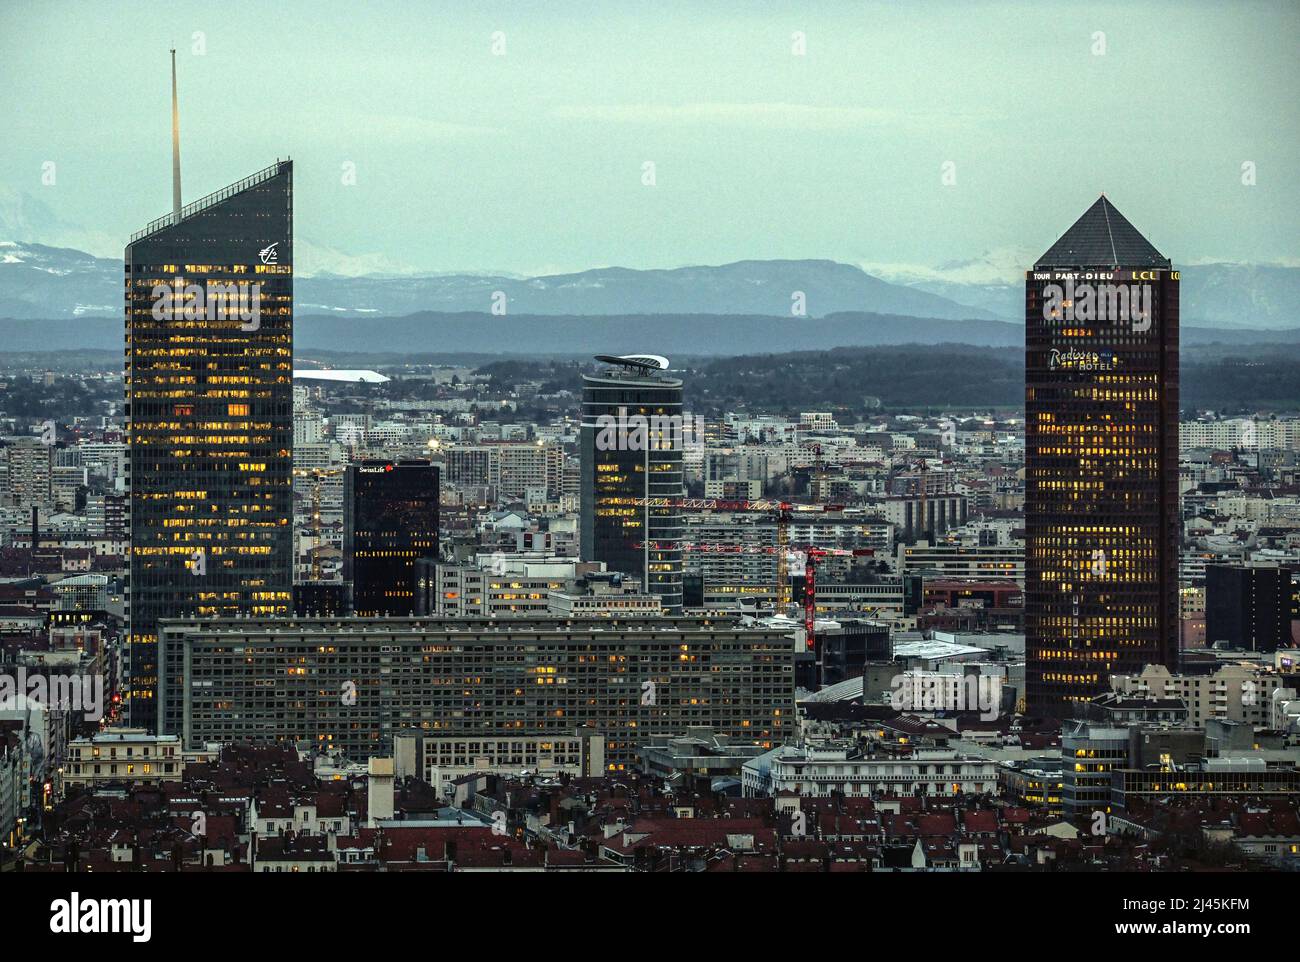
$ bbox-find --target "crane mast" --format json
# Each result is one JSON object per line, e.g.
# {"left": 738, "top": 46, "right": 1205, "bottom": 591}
{"left": 620, "top": 497, "right": 841, "bottom": 613}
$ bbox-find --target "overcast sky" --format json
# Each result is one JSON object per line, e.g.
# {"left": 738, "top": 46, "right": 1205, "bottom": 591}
{"left": 1, "top": 0, "right": 1296, "bottom": 275}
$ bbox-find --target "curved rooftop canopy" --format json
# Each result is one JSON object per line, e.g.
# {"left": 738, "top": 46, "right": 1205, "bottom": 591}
{"left": 594, "top": 354, "right": 671, "bottom": 371}
{"left": 292, "top": 369, "right": 390, "bottom": 383}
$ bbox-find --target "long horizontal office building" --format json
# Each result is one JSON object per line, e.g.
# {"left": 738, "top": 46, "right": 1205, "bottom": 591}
{"left": 681, "top": 513, "right": 894, "bottom": 608}
{"left": 423, "top": 731, "right": 606, "bottom": 795}
{"left": 1110, "top": 760, "right": 1300, "bottom": 811}
{"left": 162, "top": 615, "right": 796, "bottom": 769}
{"left": 897, "top": 543, "right": 1024, "bottom": 584}
{"left": 1110, "top": 663, "right": 1289, "bottom": 728}
{"left": 1180, "top": 417, "right": 1300, "bottom": 452}
{"left": 434, "top": 557, "right": 594, "bottom": 616}
{"left": 742, "top": 746, "right": 999, "bottom": 798}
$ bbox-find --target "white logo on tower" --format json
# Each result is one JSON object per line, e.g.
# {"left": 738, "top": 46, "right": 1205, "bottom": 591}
{"left": 258, "top": 242, "right": 279, "bottom": 265}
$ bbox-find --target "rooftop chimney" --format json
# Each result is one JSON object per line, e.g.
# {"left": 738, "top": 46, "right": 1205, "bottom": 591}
{"left": 366, "top": 757, "right": 395, "bottom": 827}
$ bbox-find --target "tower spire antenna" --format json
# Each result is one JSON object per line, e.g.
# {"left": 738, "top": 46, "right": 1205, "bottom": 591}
{"left": 170, "top": 48, "right": 182, "bottom": 224}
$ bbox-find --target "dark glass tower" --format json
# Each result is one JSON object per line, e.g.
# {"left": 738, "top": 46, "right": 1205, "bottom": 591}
{"left": 1206, "top": 564, "right": 1298, "bottom": 653}
{"left": 580, "top": 356, "right": 685, "bottom": 612}
{"left": 344, "top": 459, "right": 440, "bottom": 616}
{"left": 126, "top": 161, "right": 294, "bottom": 733}
{"left": 1024, "top": 197, "right": 1179, "bottom": 718}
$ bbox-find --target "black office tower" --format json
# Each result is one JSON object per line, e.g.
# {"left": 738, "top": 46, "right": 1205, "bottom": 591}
{"left": 344, "top": 460, "right": 440, "bottom": 616}
{"left": 580, "top": 355, "right": 685, "bottom": 612}
{"left": 1206, "top": 564, "right": 1298, "bottom": 652}
{"left": 1025, "top": 197, "right": 1180, "bottom": 718}
{"left": 126, "top": 161, "right": 294, "bottom": 734}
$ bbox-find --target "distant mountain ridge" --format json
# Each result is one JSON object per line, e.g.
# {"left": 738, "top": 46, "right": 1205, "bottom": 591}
{"left": 0, "top": 239, "right": 1295, "bottom": 330}
{"left": 0, "top": 241, "right": 121, "bottom": 317}
{"left": 865, "top": 252, "right": 1300, "bottom": 329}
{"left": 295, "top": 259, "right": 1001, "bottom": 320}
{"left": 0, "top": 244, "right": 994, "bottom": 321}
{"left": 1, "top": 309, "right": 1295, "bottom": 356}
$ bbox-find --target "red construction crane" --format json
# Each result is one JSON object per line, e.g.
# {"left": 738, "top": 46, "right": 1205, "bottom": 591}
{"left": 788, "top": 546, "right": 874, "bottom": 650}
{"left": 670, "top": 538, "right": 877, "bottom": 651}
{"left": 617, "top": 497, "right": 843, "bottom": 609}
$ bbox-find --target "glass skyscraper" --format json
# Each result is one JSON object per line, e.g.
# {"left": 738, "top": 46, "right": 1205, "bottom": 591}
{"left": 343, "top": 459, "right": 440, "bottom": 617}
{"left": 125, "top": 161, "right": 294, "bottom": 733}
{"left": 1024, "top": 196, "right": 1180, "bottom": 718}
{"left": 580, "top": 355, "right": 685, "bottom": 612}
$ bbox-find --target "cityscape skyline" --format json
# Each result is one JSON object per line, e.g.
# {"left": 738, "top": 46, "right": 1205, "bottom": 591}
{"left": 2, "top": 1, "right": 1298, "bottom": 927}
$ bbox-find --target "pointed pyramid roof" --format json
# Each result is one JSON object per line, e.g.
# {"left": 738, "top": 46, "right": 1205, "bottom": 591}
{"left": 1035, "top": 196, "right": 1170, "bottom": 269}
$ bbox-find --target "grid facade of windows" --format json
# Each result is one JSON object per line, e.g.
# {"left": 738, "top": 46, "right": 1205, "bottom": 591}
{"left": 1025, "top": 201, "right": 1179, "bottom": 718}
{"left": 580, "top": 368, "right": 685, "bottom": 611}
{"left": 1111, "top": 767, "right": 1300, "bottom": 810}
{"left": 126, "top": 161, "right": 295, "bottom": 733}
{"left": 1061, "top": 723, "right": 1130, "bottom": 817}
{"left": 167, "top": 616, "right": 794, "bottom": 769}
{"left": 343, "top": 460, "right": 439, "bottom": 617}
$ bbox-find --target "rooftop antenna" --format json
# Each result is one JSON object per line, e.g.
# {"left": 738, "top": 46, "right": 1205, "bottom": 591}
{"left": 170, "top": 48, "right": 182, "bottom": 224}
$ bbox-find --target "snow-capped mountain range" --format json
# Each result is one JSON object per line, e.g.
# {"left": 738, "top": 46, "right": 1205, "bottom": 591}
{"left": 2, "top": 237, "right": 1296, "bottom": 330}
{"left": 863, "top": 248, "right": 1300, "bottom": 329}
{"left": 0, "top": 188, "right": 1295, "bottom": 327}
{"left": 0, "top": 240, "right": 1003, "bottom": 321}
